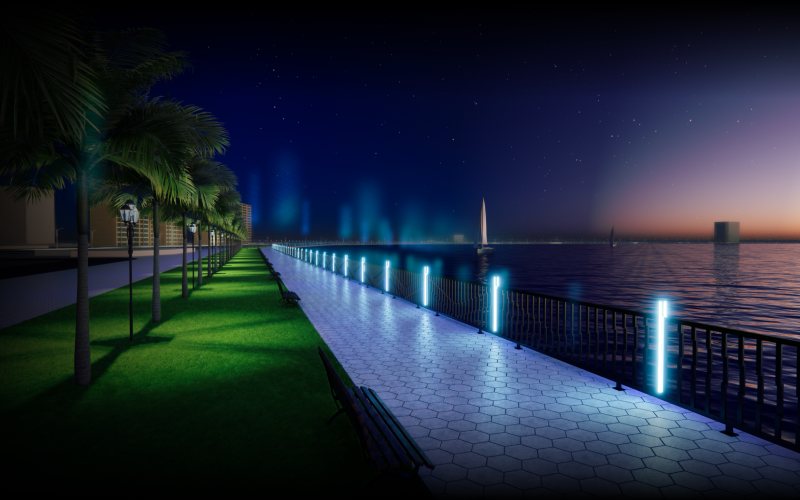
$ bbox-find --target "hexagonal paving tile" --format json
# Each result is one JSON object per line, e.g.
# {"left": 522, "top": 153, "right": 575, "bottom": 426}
{"left": 538, "top": 447, "right": 573, "bottom": 464}
{"left": 490, "top": 432, "right": 521, "bottom": 447}
{"left": 505, "top": 469, "right": 541, "bottom": 489}
{"left": 632, "top": 468, "right": 673, "bottom": 487}
{"left": 522, "top": 458, "right": 558, "bottom": 475}
{"left": 473, "top": 441, "right": 506, "bottom": 458}
{"left": 553, "top": 437, "right": 585, "bottom": 452}
{"left": 572, "top": 449, "right": 608, "bottom": 467}
{"left": 467, "top": 466, "right": 505, "bottom": 486}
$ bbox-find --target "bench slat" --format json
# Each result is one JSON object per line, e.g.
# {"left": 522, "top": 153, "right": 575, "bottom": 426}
{"left": 352, "top": 387, "right": 415, "bottom": 470}
{"left": 350, "top": 388, "right": 405, "bottom": 470}
{"left": 363, "top": 387, "right": 434, "bottom": 469}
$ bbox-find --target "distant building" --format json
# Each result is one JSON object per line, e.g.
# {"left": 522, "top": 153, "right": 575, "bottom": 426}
{"left": 240, "top": 202, "right": 252, "bottom": 243}
{"left": 452, "top": 233, "right": 465, "bottom": 243}
{"left": 0, "top": 190, "right": 55, "bottom": 247}
{"left": 90, "top": 204, "right": 183, "bottom": 247}
{"left": 714, "top": 221, "right": 740, "bottom": 244}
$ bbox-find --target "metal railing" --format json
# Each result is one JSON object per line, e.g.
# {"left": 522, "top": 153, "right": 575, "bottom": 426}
{"left": 271, "top": 244, "right": 799, "bottom": 450}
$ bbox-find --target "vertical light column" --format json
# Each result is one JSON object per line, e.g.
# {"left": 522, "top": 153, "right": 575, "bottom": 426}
{"left": 315, "top": 250, "right": 319, "bottom": 266}
{"left": 384, "top": 260, "right": 391, "bottom": 292}
{"left": 491, "top": 275, "right": 500, "bottom": 333}
{"left": 323, "top": 251, "right": 327, "bottom": 269}
{"left": 656, "top": 299, "right": 668, "bottom": 394}
{"left": 344, "top": 255, "right": 349, "bottom": 277}
{"left": 423, "top": 265, "right": 430, "bottom": 306}
{"left": 332, "top": 253, "right": 337, "bottom": 273}
{"left": 360, "top": 257, "right": 366, "bottom": 283}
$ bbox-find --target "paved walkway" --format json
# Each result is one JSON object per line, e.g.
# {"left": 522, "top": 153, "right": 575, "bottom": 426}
{"left": 0, "top": 247, "right": 218, "bottom": 330}
{"left": 263, "top": 247, "right": 800, "bottom": 497}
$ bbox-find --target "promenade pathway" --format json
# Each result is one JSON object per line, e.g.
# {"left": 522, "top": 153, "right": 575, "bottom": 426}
{"left": 263, "top": 247, "right": 800, "bottom": 497}
{"left": 0, "top": 247, "right": 217, "bottom": 330}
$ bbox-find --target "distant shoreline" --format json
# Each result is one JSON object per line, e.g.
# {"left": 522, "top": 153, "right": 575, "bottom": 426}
{"left": 264, "top": 240, "right": 800, "bottom": 246}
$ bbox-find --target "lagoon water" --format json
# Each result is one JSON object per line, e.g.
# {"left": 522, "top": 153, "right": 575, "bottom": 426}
{"left": 312, "top": 243, "right": 800, "bottom": 339}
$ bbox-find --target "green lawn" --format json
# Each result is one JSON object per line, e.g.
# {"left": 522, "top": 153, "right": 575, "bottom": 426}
{"left": 0, "top": 248, "right": 374, "bottom": 493}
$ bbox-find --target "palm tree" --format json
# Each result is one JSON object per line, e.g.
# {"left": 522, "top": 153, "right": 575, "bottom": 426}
{"left": 161, "top": 158, "right": 225, "bottom": 297}
{"left": 211, "top": 187, "right": 243, "bottom": 270}
{"left": 198, "top": 162, "right": 237, "bottom": 281}
{"left": 1, "top": 13, "right": 106, "bottom": 386}
{"left": 97, "top": 102, "right": 229, "bottom": 320}
{"left": 1, "top": 16, "right": 197, "bottom": 385}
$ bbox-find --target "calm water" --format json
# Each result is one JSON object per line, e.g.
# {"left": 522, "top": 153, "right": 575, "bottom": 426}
{"left": 312, "top": 243, "right": 800, "bottom": 339}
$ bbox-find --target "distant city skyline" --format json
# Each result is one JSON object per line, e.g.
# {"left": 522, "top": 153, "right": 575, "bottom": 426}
{"left": 48, "top": 7, "right": 800, "bottom": 241}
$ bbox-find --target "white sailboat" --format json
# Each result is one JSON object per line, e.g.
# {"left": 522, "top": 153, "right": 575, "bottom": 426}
{"left": 477, "top": 197, "right": 494, "bottom": 255}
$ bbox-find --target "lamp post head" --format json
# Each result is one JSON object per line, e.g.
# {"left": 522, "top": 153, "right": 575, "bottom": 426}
{"left": 120, "top": 200, "right": 139, "bottom": 225}
{"left": 188, "top": 222, "right": 197, "bottom": 234}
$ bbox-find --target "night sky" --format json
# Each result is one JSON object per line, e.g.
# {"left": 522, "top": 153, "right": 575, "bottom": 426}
{"left": 71, "top": 7, "right": 800, "bottom": 241}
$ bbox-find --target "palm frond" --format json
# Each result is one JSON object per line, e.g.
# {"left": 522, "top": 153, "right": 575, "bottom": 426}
{"left": 1, "top": 10, "right": 105, "bottom": 146}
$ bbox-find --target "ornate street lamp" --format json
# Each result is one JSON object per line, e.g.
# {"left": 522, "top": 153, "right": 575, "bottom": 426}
{"left": 188, "top": 222, "right": 197, "bottom": 290}
{"left": 120, "top": 200, "right": 139, "bottom": 342}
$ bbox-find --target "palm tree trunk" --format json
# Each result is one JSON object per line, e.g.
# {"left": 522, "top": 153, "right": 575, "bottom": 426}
{"left": 181, "top": 213, "right": 188, "bottom": 298}
{"left": 152, "top": 199, "right": 161, "bottom": 322}
{"left": 207, "top": 226, "right": 212, "bottom": 278}
{"left": 197, "top": 223, "right": 203, "bottom": 286}
{"left": 75, "top": 166, "right": 91, "bottom": 386}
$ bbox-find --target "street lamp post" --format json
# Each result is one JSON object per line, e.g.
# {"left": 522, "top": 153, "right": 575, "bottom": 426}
{"left": 120, "top": 200, "right": 139, "bottom": 342}
{"left": 189, "top": 222, "right": 197, "bottom": 290}
{"left": 210, "top": 230, "right": 216, "bottom": 275}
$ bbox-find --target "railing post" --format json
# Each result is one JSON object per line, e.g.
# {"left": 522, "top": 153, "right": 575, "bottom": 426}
{"left": 775, "top": 343, "right": 784, "bottom": 440}
{"left": 721, "top": 332, "right": 736, "bottom": 436}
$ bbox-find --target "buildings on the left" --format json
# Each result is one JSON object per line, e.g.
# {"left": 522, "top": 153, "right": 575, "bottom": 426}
{"left": 0, "top": 191, "right": 55, "bottom": 247}
{"left": 0, "top": 191, "right": 253, "bottom": 248}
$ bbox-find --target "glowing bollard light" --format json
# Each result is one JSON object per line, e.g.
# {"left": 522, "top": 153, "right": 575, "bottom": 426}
{"left": 360, "top": 257, "right": 366, "bottom": 283}
{"left": 422, "top": 265, "right": 430, "bottom": 307}
{"left": 491, "top": 275, "right": 501, "bottom": 333}
{"left": 332, "top": 253, "right": 337, "bottom": 273}
{"left": 315, "top": 250, "right": 319, "bottom": 266}
{"left": 384, "top": 260, "right": 391, "bottom": 293}
{"left": 344, "top": 255, "right": 349, "bottom": 277}
{"left": 323, "top": 251, "right": 327, "bottom": 269}
{"left": 656, "top": 299, "right": 668, "bottom": 395}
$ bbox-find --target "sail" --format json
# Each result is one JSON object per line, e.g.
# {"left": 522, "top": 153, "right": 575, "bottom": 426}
{"left": 481, "top": 198, "right": 488, "bottom": 246}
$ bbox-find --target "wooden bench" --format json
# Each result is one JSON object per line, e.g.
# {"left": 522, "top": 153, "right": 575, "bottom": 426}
{"left": 264, "top": 260, "right": 281, "bottom": 278}
{"left": 276, "top": 277, "right": 300, "bottom": 304}
{"left": 258, "top": 253, "right": 281, "bottom": 278}
{"left": 318, "top": 347, "right": 434, "bottom": 474}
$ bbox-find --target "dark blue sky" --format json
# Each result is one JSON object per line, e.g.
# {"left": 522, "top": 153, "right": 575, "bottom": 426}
{"left": 71, "top": 7, "right": 800, "bottom": 241}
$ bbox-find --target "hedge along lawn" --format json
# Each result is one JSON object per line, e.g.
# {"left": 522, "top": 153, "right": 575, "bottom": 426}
{"left": 0, "top": 248, "right": 374, "bottom": 493}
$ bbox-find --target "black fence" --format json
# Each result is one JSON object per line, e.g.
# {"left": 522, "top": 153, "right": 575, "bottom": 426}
{"left": 272, "top": 244, "right": 799, "bottom": 450}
